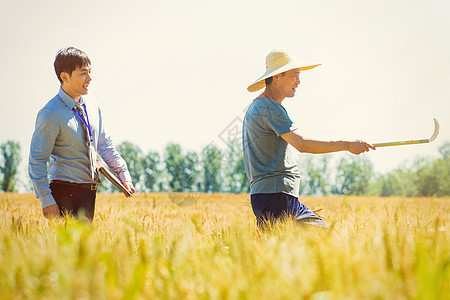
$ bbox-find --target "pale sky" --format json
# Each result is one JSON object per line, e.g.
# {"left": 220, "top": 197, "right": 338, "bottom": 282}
{"left": 1, "top": 0, "right": 449, "bottom": 190}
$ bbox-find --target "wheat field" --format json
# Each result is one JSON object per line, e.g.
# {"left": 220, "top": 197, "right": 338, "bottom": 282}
{"left": 0, "top": 192, "right": 448, "bottom": 299}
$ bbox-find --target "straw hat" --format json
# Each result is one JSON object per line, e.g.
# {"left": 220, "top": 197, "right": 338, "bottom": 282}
{"left": 247, "top": 49, "right": 321, "bottom": 92}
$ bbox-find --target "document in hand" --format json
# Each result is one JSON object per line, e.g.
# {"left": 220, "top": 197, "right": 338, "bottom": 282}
{"left": 96, "top": 161, "right": 132, "bottom": 197}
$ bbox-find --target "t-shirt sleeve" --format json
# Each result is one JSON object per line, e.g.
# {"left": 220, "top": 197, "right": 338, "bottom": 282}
{"left": 264, "top": 104, "right": 297, "bottom": 136}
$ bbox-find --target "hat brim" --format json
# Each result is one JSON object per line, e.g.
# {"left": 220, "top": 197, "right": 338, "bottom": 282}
{"left": 247, "top": 63, "right": 321, "bottom": 92}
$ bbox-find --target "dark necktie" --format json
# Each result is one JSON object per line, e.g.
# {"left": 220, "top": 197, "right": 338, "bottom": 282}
{"left": 75, "top": 103, "right": 97, "bottom": 181}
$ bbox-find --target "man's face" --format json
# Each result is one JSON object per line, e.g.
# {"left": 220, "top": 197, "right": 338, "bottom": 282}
{"left": 61, "top": 65, "right": 92, "bottom": 99}
{"left": 277, "top": 68, "right": 301, "bottom": 98}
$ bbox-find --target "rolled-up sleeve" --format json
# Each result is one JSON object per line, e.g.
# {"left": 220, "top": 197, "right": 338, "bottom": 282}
{"left": 28, "top": 109, "right": 59, "bottom": 208}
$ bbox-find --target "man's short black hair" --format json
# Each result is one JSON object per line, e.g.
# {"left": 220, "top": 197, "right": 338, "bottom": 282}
{"left": 265, "top": 76, "right": 274, "bottom": 86}
{"left": 54, "top": 47, "right": 91, "bottom": 84}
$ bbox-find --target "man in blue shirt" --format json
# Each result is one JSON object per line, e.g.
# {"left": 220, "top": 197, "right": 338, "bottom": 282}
{"left": 29, "top": 47, "right": 135, "bottom": 221}
{"left": 243, "top": 49, "right": 375, "bottom": 229}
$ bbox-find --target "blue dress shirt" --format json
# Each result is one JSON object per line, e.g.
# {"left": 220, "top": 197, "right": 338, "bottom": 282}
{"left": 29, "top": 88, "right": 132, "bottom": 208}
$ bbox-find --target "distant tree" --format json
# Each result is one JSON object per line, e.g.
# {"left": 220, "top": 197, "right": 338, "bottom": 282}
{"left": 164, "top": 143, "right": 200, "bottom": 192}
{"left": 223, "top": 142, "right": 237, "bottom": 193}
{"left": 164, "top": 143, "right": 184, "bottom": 192}
{"left": 222, "top": 140, "right": 249, "bottom": 193}
{"left": 410, "top": 157, "right": 438, "bottom": 197}
{"left": 378, "top": 170, "right": 406, "bottom": 197}
{"left": 184, "top": 151, "right": 201, "bottom": 192}
{"left": 201, "top": 144, "right": 223, "bottom": 193}
{"left": 433, "top": 152, "right": 450, "bottom": 197}
{"left": 375, "top": 152, "right": 449, "bottom": 197}
{"left": 142, "top": 151, "right": 161, "bottom": 192}
{"left": 408, "top": 146, "right": 450, "bottom": 197}
{"left": 234, "top": 155, "right": 250, "bottom": 193}
{"left": 333, "top": 156, "right": 374, "bottom": 195}
{"left": 0, "top": 140, "right": 21, "bottom": 192}
{"left": 302, "top": 155, "right": 331, "bottom": 195}
{"left": 438, "top": 142, "right": 450, "bottom": 159}
{"left": 116, "top": 141, "right": 144, "bottom": 191}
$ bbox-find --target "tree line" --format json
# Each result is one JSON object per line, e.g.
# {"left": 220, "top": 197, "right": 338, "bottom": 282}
{"left": 105, "top": 140, "right": 249, "bottom": 194}
{"left": 1, "top": 139, "right": 449, "bottom": 197}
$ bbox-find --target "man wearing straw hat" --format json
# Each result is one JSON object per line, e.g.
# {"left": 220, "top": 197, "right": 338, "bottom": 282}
{"left": 243, "top": 49, "right": 375, "bottom": 229}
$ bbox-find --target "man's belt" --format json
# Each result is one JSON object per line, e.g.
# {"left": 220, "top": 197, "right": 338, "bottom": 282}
{"left": 51, "top": 180, "right": 98, "bottom": 191}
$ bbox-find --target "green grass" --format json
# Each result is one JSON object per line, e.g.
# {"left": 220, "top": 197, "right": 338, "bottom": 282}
{"left": 0, "top": 193, "right": 448, "bottom": 299}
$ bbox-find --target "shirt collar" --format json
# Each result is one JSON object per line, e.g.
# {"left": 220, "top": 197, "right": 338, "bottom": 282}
{"left": 258, "top": 96, "right": 282, "bottom": 106}
{"left": 58, "top": 87, "right": 86, "bottom": 109}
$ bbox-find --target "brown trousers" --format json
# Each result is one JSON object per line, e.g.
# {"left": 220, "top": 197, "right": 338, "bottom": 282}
{"left": 50, "top": 181, "right": 97, "bottom": 222}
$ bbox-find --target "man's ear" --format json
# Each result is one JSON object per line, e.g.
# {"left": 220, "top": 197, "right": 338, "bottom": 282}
{"left": 272, "top": 73, "right": 281, "bottom": 84}
{"left": 60, "top": 72, "right": 69, "bottom": 83}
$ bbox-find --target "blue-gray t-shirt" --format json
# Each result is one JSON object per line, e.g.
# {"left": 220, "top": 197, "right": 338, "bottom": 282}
{"left": 242, "top": 96, "right": 301, "bottom": 198}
